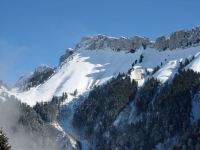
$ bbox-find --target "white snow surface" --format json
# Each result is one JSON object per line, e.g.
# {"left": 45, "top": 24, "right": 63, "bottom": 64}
{"left": 153, "top": 60, "right": 179, "bottom": 83}
{"left": 186, "top": 52, "right": 200, "bottom": 72}
{"left": 11, "top": 46, "right": 200, "bottom": 106}
{"left": 11, "top": 49, "right": 135, "bottom": 106}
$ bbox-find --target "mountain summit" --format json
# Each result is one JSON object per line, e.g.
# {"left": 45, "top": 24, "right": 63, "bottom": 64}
{"left": 75, "top": 26, "right": 200, "bottom": 51}
{"left": 2, "top": 26, "right": 200, "bottom": 150}
{"left": 75, "top": 34, "right": 150, "bottom": 51}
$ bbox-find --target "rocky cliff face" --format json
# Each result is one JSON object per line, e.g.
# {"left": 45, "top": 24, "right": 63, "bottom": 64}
{"left": 59, "top": 48, "right": 74, "bottom": 65}
{"left": 75, "top": 34, "right": 150, "bottom": 51}
{"left": 15, "top": 64, "right": 55, "bottom": 91}
{"left": 75, "top": 26, "right": 200, "bottom": 52}
{"left": 153, "top": 26, "right": 200, "bottom": 50}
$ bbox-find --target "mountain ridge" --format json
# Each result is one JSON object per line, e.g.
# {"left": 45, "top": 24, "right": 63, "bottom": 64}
{"left": 2, "top": 25, "right": 200, "bottom": 150}
{"left": 13, "top": 25, "right": 200, "bottom": 92}
{"left": 75, "top": 25, "right": 200, "bottom": 51}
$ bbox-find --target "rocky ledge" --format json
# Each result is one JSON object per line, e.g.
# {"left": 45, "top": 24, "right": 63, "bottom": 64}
{"left": 75, "top": 26, "right": 200, "bottom": 51}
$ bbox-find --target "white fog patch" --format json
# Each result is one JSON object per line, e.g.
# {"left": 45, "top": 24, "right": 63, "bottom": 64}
{"left": 0, "top": 95, "right": 58, "bottom": 150}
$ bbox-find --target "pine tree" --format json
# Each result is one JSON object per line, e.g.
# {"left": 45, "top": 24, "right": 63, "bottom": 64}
{"left": 130, "top": 49, "right": 136, "bottom": 53}
{"left": 74, "top": 89, "right": 78, "bottom": 96}
{"left": 139, "top": 54, "right": 144, "bottom": 63}
{"left": 135, "top": 59, "right": 138, "bottom": 64}
{"left": 132, "top": 62, "right": 135, "bottom": 67}
{"left": 0, "top": 129, "right": 11, "bottom": 150}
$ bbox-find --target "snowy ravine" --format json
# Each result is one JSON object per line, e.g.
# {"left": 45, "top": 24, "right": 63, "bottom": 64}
{"left": 58, "top": 97, "right": 90, "bottom": 150}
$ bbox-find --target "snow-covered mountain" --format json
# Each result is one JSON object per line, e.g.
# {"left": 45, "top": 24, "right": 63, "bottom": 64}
{"left": 2, "top": 26, "right": 200, "bottom": 150}
{"left": 75, "top": 26, "right": 200, "bottom": 51}
{"left": 14, "top": 64, "right": 55, "bottom": 91}
{"left": 11, "top": 45, "right": 200, "bottom": 106}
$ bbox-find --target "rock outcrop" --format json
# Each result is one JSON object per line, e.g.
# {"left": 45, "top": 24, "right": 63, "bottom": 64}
{"left": 59, "top": 48, "right": 74, "bottom": 65}
{"left": 75, "top": 34, "right": 150, "bottom": 51}
{"left": 153, "top": 26, "right": 200, "bottom": 50}
{"left": 15, "top": 64, "right": 55, "bottom": 91}
{"left": 75, "top": 26, "right": 200, "bottom": 51}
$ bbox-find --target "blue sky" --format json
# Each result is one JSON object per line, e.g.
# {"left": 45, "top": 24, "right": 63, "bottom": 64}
{"left": 0, "top": 0, "right": 200, "bottom": 86}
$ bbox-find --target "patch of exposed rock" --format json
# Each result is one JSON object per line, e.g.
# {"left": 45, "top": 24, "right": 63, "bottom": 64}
{"left": 153, "top": 26, "right": 200, "bottom": 50}
{"left": 75, "top": 34, "right": 150, "bottom": 51}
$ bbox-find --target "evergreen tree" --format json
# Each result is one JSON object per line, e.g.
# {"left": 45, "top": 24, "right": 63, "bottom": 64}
{"left": 132, "top": 62, "right": 135, "bottom": 67}
{"left": 73, "top": 89, "right": 78, "bottom": 96}
{"left": 130, "top": 49, "right": 136, "bottom": 53}
{"left": 0, "top": 129, "right": 11, "bottom": 150}
{"left": 139, "top": 54, "right": 144, "bottom": 63}
{"left": 135, "top": 59, "right": 138, "bottom": 64}
{"left": 142, "top": 43, "right": 147, "bottom": 49}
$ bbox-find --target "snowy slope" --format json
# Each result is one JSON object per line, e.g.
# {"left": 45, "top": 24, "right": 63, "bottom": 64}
{"left": 186, "top": 52, "right": 200, "bottom": 72}
{"left": 11, "top": 49, "right": 136, "bottom": 106}
{"left": 11, "top": 46, "right": 200, "bottom": 106}
{"left": 153, "top": 60, "right": 179, "bottom": 83}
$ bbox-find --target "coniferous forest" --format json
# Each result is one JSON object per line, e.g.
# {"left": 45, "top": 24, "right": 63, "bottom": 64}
{"left": 73, "top": 70, "right": 200, "bottom": 150}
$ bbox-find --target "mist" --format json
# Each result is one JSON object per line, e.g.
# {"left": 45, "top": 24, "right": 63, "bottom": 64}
{"left": 0, "top": 94, "right": 59, "bottom": 150}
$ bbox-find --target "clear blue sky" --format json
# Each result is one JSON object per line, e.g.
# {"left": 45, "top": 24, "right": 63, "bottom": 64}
{"left": 0, "top": 0, "right": 200, "bottom": 86}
